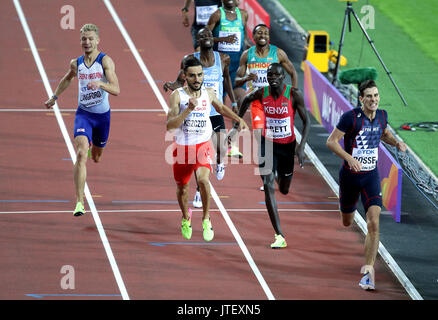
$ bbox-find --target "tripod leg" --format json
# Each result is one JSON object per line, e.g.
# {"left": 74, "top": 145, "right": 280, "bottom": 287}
{"left": 350, "top": 9, "right": 408, "bottom": 106}
{"left": 332, "top": 7, "right": 350, "bottom": 83}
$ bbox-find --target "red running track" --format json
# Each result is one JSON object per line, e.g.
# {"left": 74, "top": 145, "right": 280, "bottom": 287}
{"left": 0, "top": 0, "right": 409, "bottom": 300}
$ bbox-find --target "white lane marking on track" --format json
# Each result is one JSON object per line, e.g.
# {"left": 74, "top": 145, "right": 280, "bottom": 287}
{"left": 0, "top": 208, "right": 340, "bottom": 214}
{"left": 13, "top": 0, "right": 130, "bottom": 300}
{"left": 103, "top": 0, "right": 275, "bottom": 300}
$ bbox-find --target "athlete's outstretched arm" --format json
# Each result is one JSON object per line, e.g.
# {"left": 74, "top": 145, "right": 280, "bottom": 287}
{"left": 88, "top": 55, "right": 120, "bottom": 96}
{"left": 292, "top": 89, "right": 310, "bottom": 167}
{"left": 278, "top": 48, "right": 298, "bottom": 88}
{"left": 234, "top": 50, "right": 257, "bottom": 88}
{"left": 207, "top": 89, "right": 247, "bottom": 131}
{"left": 166, "top": 90, "right": 196, "bottom": 131}
{"left": 237, "top": 88, "right": 263, "bottom": 119}
{"left": 181, "top": 0, "right": 193, "bottom": 27}
{"left": 163, "top": 56, "right": 190, "bottom": 92}
{"left": 44, "top": 59, "right": 77, "bottom": 108}
{"left": 241, "top": 10, "right": 252, "bottom": 49}
{"left": 326, "top": 128, "right": 362, "bottom": 172}
{"left": 381, "top": 128, "right": 407, "bottom": 152}
{"left": 163, "top": 69, "right": 185, "bottom": 92}
{"left": 220, "top": 53, "right": 238, "bottom": 109}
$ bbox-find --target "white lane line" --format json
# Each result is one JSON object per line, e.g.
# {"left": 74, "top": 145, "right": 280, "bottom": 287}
{"left": 0, "top": 208, "right": 340, "bottom": 214}
{"left": 294, "top": 128, "right": 423, "bottom": 300}
{"left": 103, "top": 0, "right": 275, "bottom": 300}
{"left": 102, "top": 1, "right": 169, "bottom": 114}
{"left": 13, "top": 0, "right": 130, "bottom": 300}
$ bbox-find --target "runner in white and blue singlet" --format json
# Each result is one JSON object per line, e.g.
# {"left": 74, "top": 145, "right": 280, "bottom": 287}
{"left": 45, "top": 24, "right": 120, "bottom": 217}
{"left": 75, "top": 52, "right": 111, "bottom": 149}
{"left": 327, "top": 80, "right": 407, "bottom": 291}
{"left": 163, "top": 28, "right": 238, "bottom": 207}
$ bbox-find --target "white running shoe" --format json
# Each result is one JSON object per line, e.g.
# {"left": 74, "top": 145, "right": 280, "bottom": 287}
{"left": 215, "top": 163, "right": 225, "bottom": 180}
{"left": 193, "top": 191, "right": 202, "bottom": 208}
{"left": 359, "top": 265, "right": 375, "bottom": 290}
{"left": 359, "top": 272, "right": 375, "bottom": 290}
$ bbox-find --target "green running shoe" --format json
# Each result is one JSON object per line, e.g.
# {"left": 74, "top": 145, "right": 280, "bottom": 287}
{"left": 181, "top": 208, "right": 192, "bottom": 240}
{"left": 73, "top": 202, "right": 85, "bottom": 217}
{"left": 202, "top": 218, "right": 214, "bottom": 242}
{"left": 270, "top": 234, "right": 287, "bottom": 249}
{"left": 226, "top": 145, "right": 243, "bottom": 159}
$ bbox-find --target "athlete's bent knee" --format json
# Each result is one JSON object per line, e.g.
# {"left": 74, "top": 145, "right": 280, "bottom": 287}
{"left": 92, "top": 155, "right": 101, "bottom": 163}
{"left": 76, "top": 149, "right": 88, "bottom": 164}
{"left": 341, "top": 212, "right": 355, "bottom": 227}
{"left": 279, "top": 187, "right": 288, "bottom": 195}
{"left": 197, "top": 177, "right": 209, "bottom": 189}
{"left": 366, "top": 206, "right": 380, "bottom": 234}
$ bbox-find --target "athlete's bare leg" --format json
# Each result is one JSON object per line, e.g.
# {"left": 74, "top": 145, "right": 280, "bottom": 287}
{"left": 91, "top": 144, "right": 104, "bottom": 163}
{"left": 341, "top": 206, "right": 379, "bottom": 279}
{"left": 73, "top": 135, "right": 89, "bottom": 205}
{"left": 341, "top": 211, "right": 355, "bottom": 227}
{"left": 277, "top": 174, "right": 292, "bottom": 195}
{"left": 211, "top": 131, "right": 227, "bottom": 164}
{"left": 261, "top": 172, "right": 284, "bottom": 237}
{"left": 195, "top": 166, "right": 211, "bottom": 220}
{"left": 364, "top": 205, "right": 381, "bottom": 267}
{"left": 176, "top": 182, "right": 191, "bottom": 220}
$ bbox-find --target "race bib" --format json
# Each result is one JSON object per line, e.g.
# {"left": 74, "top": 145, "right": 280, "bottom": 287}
{"left": 79, "top": 87, "right": 103, "bottom": 107}
{"left": 352, "top": 147, "right": 378, "bottom": 171}
{"left": 218, "top": 30, "right": 241, "bottom": 52}
{"left": 183, "top": 110, "right": 208, "bottom": 135}
{"left": 196, "top": 5, "right": 218, "bottom": 25}
{"left": 250, "top": 69, "right": 268, "bottom": 89}
{"left": 265, "top": 116, "right": 292, "bottom": 140}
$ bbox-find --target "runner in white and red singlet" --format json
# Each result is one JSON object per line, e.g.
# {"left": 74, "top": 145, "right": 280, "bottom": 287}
{"left": 167, "top": 56, "right": 247, "bottom": 242}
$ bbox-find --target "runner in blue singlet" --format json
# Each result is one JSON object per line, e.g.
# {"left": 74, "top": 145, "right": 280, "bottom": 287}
{"left": 327, "top": 80, "right": 407, "bottom": 291}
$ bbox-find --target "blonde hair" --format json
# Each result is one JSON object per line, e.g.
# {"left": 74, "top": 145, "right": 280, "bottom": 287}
{"left": 80, "top": 23, "right": 99, "bottom": 36}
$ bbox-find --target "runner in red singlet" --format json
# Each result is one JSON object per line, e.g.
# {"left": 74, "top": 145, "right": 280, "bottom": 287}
{"left": 235, "top": 63, "right": 310, "bottom": 248}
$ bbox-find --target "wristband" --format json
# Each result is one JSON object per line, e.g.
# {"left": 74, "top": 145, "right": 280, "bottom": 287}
{"left": 52, "top": 95, "right": 58, "bottom": 100}
{"left": 181, "top": 7, "right": 188, "bottom": 12}
{"left": 231, "top": 102, "right": 238, "bottom": 107}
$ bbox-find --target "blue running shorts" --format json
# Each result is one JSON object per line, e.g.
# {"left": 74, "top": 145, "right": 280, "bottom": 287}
{"left": 339, "top": 165, "right": 382, "bottom": 214}
{"left": 73, "top": 107, "right": 111, "bottom": 147}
